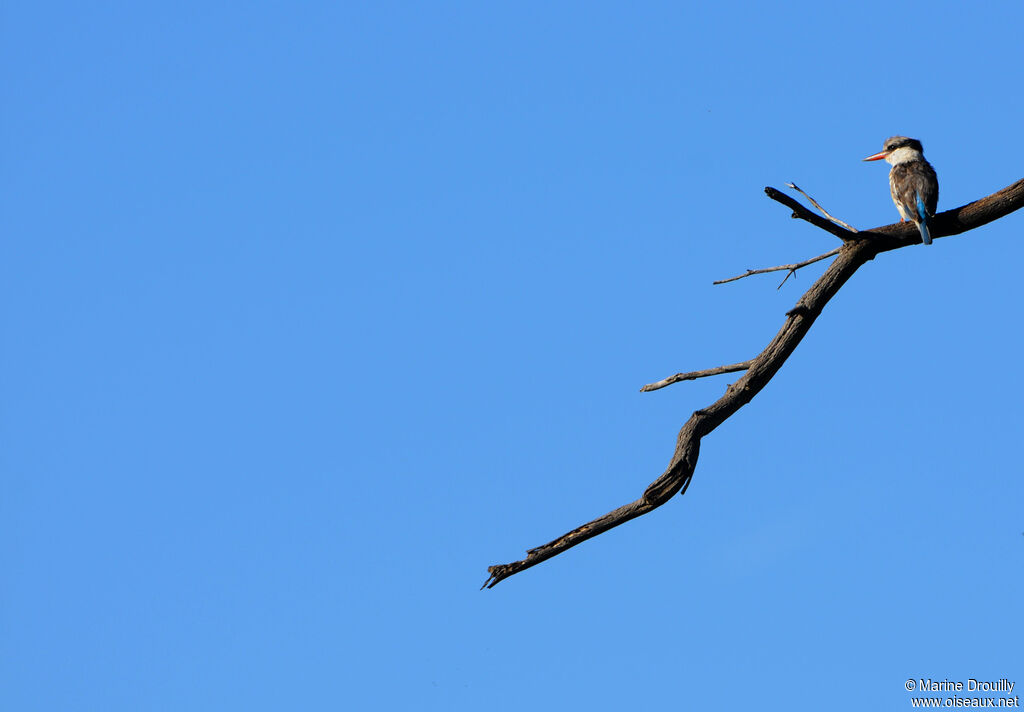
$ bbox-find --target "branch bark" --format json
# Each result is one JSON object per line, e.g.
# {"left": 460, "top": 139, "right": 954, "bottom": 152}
{"left": 483, "top": 177, "right": 1024, "bottom": 589}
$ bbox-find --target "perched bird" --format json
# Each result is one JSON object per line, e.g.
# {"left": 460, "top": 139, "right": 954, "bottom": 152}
{"left": 863, "top": 136, "right": 939, "bottom": 245}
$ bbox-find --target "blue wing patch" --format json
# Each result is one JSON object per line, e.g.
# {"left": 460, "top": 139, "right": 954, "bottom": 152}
{"left": 915, "top": 193, "right": 932, "bottom": 245}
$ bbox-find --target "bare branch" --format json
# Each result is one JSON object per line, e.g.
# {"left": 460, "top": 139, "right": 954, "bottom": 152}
{"left": 640, "top": 360, "right": 753, "bottom": 392}
{"left": 713, "top": 247, "right": 842, "bottom": 286}
{"left": 786, "top": 183, "right": 859, "bottom": 232}
{"left": 483, "top": 177, "right": 1024, "bottom": 589}
{"left": 764, "top": 186, "right": 857, "bottom": 241}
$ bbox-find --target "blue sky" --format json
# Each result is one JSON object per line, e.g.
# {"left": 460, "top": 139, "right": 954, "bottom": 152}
{"left": 3, "top": 2, "right": 1022, "bottom": 710}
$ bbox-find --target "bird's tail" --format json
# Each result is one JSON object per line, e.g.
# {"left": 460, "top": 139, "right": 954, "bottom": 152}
{"left": 916, "top": 194, "right": 932, "bottom": 245}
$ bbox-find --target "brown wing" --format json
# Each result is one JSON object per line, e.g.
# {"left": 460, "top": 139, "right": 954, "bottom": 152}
{"left": 891, "top": 161, "right": 938, "bottom": 219}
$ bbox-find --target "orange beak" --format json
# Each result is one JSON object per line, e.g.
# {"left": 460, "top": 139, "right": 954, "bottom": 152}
{"left": 862, "top": 150, "right": 889, "bottom": 162}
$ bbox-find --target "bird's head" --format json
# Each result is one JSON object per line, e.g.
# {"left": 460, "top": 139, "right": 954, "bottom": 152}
{"left": 863, "top": 136, "right": 924, "bottom": 165}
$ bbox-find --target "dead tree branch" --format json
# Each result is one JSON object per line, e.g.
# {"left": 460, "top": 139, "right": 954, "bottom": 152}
{"left": 640, "top": 360, "right": 753, "bottom": 393}
{"left": 483, "top": 177, "right": 1024, "bottom": 589}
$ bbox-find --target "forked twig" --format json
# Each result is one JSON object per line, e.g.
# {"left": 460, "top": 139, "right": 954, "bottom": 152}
{"left": 763, "top": 187, "right": 855, "bottom": 241}
{"left": 786, "top": 183, "right": 859, "bottom": 233}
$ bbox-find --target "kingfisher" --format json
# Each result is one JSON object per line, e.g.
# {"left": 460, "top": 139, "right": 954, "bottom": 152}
{"left": 863, "top": 136, "right": 939, "bottom": 245}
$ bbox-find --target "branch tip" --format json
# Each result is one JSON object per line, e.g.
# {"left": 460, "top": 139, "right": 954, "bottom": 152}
{"left": 641, "top": 360, "right": 754, "bottom": 392}
{"left": 714, "top": 247, "right": 841, "bottom": 286}
{"left": 765, "top": 185, "right": 856, "bottom": 241}
{"left": 786, "top": 183, "right": 859, "bottom": 232}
